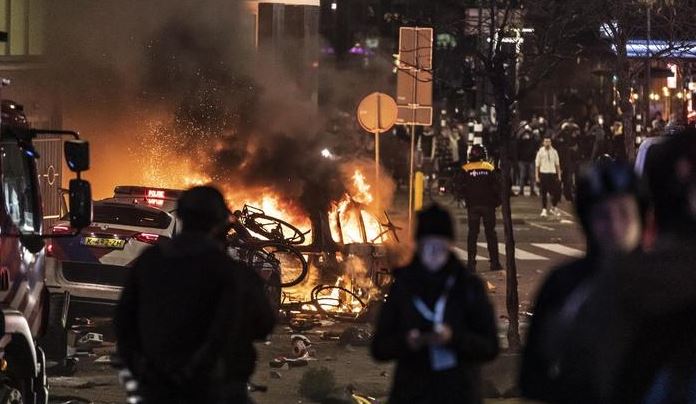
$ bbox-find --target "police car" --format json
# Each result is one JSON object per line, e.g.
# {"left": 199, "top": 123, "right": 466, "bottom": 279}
{"left": 46, "top": 186, "right": 183, "bottom": 316}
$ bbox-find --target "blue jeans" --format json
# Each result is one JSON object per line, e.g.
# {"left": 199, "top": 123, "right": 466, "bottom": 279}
{"left": 518, "top": 161, "right": 536, "bottom": 194}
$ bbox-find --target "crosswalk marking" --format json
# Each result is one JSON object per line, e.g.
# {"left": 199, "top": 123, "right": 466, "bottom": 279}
{"left": 454, "top": 243, "right": 583, "bottom": 261}
{"left": 452, "top": 246, "right": 488, "bottom": 261}
{"left": 478, "top": 243, "right": 549, "bottom": 260}
{"left": 531, "top": 243, "right": 584, "bottom": 258}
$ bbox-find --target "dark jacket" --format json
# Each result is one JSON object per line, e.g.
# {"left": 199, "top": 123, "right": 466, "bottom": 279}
{"left": 371, "top": 256, "right": 499, "bottom": 404}
{"left": 519, "top": 256, "right": 600, "bottom": 403}
{"left": 572, "top": 238, "right": 696, "bottom": 403}
{"left": 114, "top": 232, "right": 275, "bottom": 401}
{"left": 554, "top": 130, "right": 580, "bottom": 169}
{"left": 459, "top": 161, "right": 501, "bottom": 208}
{"left": 518, "top": 131, "right": 539, "bottom": 162}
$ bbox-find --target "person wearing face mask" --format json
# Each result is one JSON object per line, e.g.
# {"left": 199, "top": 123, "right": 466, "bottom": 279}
{"left": 519, "top": 160, "right": 649, "bottom": 403}
{"left": 371, "top": 204, "right": 499, "bottom": 404}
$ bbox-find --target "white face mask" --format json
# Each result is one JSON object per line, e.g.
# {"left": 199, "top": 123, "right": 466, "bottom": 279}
{"left": 419, "top": 237, "right": 451, "bottom": 272}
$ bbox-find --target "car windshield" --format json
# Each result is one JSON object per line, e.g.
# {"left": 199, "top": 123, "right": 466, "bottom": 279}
{"left": 93, "top": 203, "right": 172, "bottom": 229}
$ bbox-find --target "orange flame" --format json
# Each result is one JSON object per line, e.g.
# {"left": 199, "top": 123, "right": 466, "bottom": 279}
{"left": 328, "top": 168, "right": 389, "bottom": 245}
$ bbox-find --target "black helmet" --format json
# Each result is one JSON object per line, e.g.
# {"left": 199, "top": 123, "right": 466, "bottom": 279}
{"left": 468, "top": 144, "right": 487, "bottom": 162}
{"left": 177, "top": 186, "right": 230, "bottom": 232}
{"left": 575, "top": 161, "right": 649, "bottom": 235}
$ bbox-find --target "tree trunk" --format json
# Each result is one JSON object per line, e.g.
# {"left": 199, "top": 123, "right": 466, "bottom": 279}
{"left": 493, "top": 86, "right": 521, "bottom": 352}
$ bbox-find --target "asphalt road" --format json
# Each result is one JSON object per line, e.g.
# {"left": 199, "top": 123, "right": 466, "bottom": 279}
{"left": 47, "top": 190, "right": 583, "bottom": 404}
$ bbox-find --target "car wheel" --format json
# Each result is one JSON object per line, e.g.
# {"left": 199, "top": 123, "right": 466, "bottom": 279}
{"left": 0, "top": 385, "right": 23, "bottom": 404}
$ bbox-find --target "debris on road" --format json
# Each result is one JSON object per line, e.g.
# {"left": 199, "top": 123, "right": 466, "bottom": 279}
{"left": 76, "top": 333, "right": 103, "bottom": 347}
{"left": 291, "top": 334, "right": 312, "bottom": 358}
{"left": 338, "top": 327, "right": 372, "bottom": 347}
{"left": 269, "top": 356, "right": 309, "bottom": 369}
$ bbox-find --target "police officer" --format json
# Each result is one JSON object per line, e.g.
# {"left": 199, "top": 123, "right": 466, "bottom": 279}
{"left": 460, "top": 145, "right": 503, "bottom": 272}
{"left": 115, "top": 186, "right": 275, "bottom": 404}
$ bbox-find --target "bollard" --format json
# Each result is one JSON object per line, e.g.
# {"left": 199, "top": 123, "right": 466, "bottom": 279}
{"left": 414, "top": 171, "right": 424, "bottom": 211}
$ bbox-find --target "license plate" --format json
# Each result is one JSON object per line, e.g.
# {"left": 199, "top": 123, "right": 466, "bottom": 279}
{"left": 81, "top": 237, "right": 127, "bottom": 250}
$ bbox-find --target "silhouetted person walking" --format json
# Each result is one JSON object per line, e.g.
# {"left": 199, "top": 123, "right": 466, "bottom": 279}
{"left": 372, "top": 204, "right": 499, "bottom": 404}
{"left": 536, "top": 137, "right": 562, "bottom": 217}
{"left": 115, "top": 186, "right": 275, "bottom": 404}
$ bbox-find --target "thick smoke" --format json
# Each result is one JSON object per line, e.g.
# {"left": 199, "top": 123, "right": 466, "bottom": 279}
{"left": 44, "top": 0, "right": 351, "bottom": 213}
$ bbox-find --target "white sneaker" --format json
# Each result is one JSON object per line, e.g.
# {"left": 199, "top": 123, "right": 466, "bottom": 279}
{"left": 553, "top": 207, "right": 561, "bottom": 217}
{"left": 540, "top": 209, "right": 548, "bottom": 217}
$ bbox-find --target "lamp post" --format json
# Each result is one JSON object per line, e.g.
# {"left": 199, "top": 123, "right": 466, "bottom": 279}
{"left": 645, "top": 2, "right": 652, "bottom": 130}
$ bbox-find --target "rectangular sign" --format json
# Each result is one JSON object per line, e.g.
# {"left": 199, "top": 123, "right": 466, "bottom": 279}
{"left": 396, "top": 69, "right": 433, "bottom": 106}
{"left": 396, "top": 106, "right": 433, "bottom": 126}
{"left": 399, "top": 27, "right": 433, "bottom": 70}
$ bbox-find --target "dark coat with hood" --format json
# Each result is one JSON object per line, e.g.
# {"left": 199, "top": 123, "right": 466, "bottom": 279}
{"left": 519, "top": 255, "right": 602, "bottom": 403}
{"left": 114, "top": 232, "right": 275, "bottom": 402}
{"left": 568, "top": 238, "right": 696, "bottom": 403}
{"left": 371, "top": 255, "right": 499, "bottom": 404}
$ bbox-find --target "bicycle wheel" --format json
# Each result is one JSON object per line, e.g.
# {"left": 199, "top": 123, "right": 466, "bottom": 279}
{"left": 310, "top": 285, "right": 366, "bottom": 321}
{"left": 243, "top": 213, "right": 307, "bottom": 245}
{"left": 245, "top": 241, "right": 308, "bottom": 288}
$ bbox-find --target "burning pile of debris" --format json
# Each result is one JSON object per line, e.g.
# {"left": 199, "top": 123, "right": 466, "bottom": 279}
{"left": 224, "top": 164, "right": 402, "bottom": 328}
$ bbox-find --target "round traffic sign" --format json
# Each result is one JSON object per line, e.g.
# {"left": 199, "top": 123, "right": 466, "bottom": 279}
{"left": 357, "top": 92, "right": 398, "bottom": 134}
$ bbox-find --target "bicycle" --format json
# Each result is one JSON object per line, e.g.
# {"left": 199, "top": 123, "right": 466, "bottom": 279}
{"left": 228, "top": 211, "right": 309, "bottom": 289}
{"left": 237, "top": 204, "right": 310, "bottom": 245}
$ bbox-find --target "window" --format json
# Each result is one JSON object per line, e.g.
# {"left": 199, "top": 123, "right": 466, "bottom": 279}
{"left": 93, "top": 204, "right": 172, "bottom": 229}
{"left": 0, "top": 0, "right": 45, "bottom": 56}
{"left": 1, "top": 140, "right": 39, "bottom": 233}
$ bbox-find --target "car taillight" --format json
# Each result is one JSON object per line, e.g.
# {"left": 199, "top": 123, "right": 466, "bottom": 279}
{"left": 134, "top": 233, "right": 160, "bottom": 244}
{"left": 46, "top": 243, "right": 54, "bottom": 257}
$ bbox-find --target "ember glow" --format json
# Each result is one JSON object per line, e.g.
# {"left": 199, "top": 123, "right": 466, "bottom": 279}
{"left": 133, "top": 126, "right": 395, "bottom": 316}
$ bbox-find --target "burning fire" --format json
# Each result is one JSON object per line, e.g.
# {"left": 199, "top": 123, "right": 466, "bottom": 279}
{"left": 328, "top": 169, "right": 389, "bottom": 245}
{"left": 351, "top": 170, "right": 373, "bottom": 205}
{"left": 135, "top": 130, "right": 393, "bottom": 316}
{"left": 221, "top": 188, "right": 313, "bottom": 245}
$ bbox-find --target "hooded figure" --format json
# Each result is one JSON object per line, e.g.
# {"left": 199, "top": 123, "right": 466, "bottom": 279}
{"left": 520, "top": 161, "right": 649, "bottom": 403}
{"left": 115, "top": 186, "right": 275, "bottom": 404}
{"left": 371, "top": 204, "right": 499, "bottom": 404}
{"left": 570, "top": 129, "right": 696, "bottom": 403}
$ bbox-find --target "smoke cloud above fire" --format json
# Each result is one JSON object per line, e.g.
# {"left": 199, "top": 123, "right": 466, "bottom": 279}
{"left": 43, "top": 0, "right": 384, "bottom": 215}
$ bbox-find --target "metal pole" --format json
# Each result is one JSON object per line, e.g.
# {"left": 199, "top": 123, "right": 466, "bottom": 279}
{"left": 375, "top": 94, "right": 381, "bottom": 211}
{"left": 408, "top": 28, "right": 420, "bottom": 234}
{"left": 645, "top": 5, "right": 652, "bottom": 129}
{"left": 375, "top": 131, "right": 380, "bottom": 210}
{"left": 408, "top": 124, "right": 416, "bottom": 233}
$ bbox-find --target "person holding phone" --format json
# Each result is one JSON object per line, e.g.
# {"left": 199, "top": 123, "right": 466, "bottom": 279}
{"left": 371, "top": 204, "right": 499, "bottom": 404}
